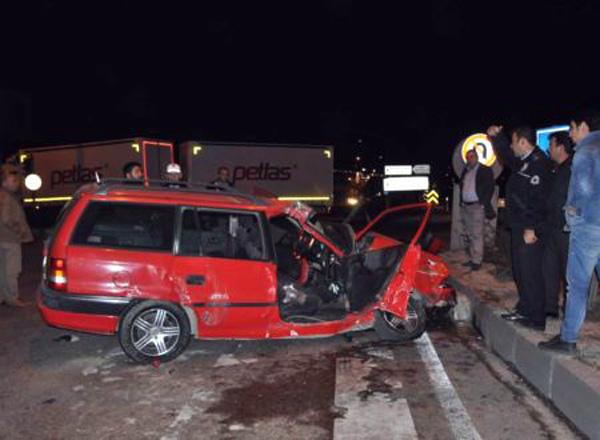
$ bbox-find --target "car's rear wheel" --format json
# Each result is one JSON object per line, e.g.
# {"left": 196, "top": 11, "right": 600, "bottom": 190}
{"left": 119, "top": 301, "right": 191, "bottom": 364}
{"left": 374, "top": 295, "right": 426, "bottom": 341}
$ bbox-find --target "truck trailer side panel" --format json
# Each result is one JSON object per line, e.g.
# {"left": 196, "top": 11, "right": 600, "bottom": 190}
{"left": 180, "top": 142, "right": 334, "bottom": 204}
{"left": 20, "top": 139, "right": 173, "bottom": 202}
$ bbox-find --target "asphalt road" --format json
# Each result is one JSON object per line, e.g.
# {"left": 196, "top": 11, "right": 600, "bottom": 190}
{"left": 0, "top": 240, "right": 584, "bottom": 440}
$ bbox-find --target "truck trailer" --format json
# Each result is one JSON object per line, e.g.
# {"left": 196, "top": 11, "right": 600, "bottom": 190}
{"left": 17, "top": 138, "right": 174, "bottom": 205}
{"left": 179, "top": 141, "right": 334, "bottom": 205}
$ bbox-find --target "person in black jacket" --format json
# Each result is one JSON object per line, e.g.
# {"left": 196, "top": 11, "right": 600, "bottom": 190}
{"left": 459, "top": 149, "right": 496, "bottom": 270}
{"left": 487, "top": 125, "right": 552, "bottom": 331}
{"left": 542, "top": 131, "right": 573, "bottom": 318}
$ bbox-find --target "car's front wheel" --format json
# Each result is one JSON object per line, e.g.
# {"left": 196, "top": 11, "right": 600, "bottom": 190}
{"left": 118, "top": 301, "right": 191, "bottom": 364}
{"left": 374, "top": 295, "right": 426, "bottom": 341}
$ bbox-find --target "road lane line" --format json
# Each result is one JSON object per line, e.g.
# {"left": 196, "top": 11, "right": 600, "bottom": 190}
{"left": 415, "top": 332, "right": 482, "bottom": 440}
{"left": 333, "top": 354, "right": 418, "bottom": 440}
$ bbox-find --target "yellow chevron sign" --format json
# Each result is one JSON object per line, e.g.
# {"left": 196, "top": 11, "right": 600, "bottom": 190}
{"left": 424, "top": 190, "right": 439, "bottom": 204}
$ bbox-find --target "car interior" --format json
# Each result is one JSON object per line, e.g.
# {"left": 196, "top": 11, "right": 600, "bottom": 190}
{"left": 269, "top": 215, "right": 406, "bottom": 323}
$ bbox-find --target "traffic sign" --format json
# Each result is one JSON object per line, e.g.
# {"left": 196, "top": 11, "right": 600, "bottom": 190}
{"left": 412, "top": 164, "right": 430, "bottom": 175}
{"left": 383, "top": 176, "right": 429, "bottom": 192}
{"left": 460, "top": 133, "right": 497, "bottom": 167}
{"left": 424, "top": 190, "right": 439, "bottom": 204}
{"left": 384, "top": 165, "right": 412, "bottom": 176}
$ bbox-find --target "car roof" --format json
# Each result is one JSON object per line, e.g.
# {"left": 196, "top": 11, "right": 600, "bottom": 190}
{"left": 77, "top": 181, "right": 293, "bottom": 217}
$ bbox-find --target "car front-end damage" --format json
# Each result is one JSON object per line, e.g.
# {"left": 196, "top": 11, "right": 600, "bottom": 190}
{"left": 273, "top": 201, "right": 454, "bottom": 341}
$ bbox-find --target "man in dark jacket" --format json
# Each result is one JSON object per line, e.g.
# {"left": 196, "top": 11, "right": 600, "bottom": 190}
{"left": 487, "top": 125, "right": 552, "bottom": 331}
{"left": 459, "top": 149, "right": 496, "bottom": 270}
{"left": 542, "top": 131, "right": 573, "bottom": 318}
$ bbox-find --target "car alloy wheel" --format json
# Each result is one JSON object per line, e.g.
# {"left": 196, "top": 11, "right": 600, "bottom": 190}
{"left": 374, "top": 295, "right": 426, "bottom": 341}
{"left": 119, "top": 301, "right": 191, "bottom": 364}
{"left": 131, "top": 308, "right": 181, "bottom": 357}
{"left": 382, "top": 305, "right": 419, "bottom": 333}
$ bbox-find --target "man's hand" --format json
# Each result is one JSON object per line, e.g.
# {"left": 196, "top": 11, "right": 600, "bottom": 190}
{"left": 486, "top": 125, "right": 503, "bottom": 138}
{"left": 523, "top": 229, "right": 538, "bottom": 244}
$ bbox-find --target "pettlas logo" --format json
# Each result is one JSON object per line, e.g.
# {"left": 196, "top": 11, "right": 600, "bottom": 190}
{"left": 51, "top": 165, "right": 104, "bottom": 188}
{"left": 230, "top": 163, "right": 293, "bottom": 184}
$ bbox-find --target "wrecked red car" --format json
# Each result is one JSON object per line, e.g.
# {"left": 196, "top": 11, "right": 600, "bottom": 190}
{"left": 38, "top": 180, "right": 454, "bottom": 363}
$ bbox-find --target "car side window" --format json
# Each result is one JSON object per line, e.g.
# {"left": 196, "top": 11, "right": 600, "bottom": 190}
{"left": 71, "top": 202, "right": 175, "bottom": 252}
{"left": 179, "top": 209, "right": 202, "bottom": 255}
{"left": 179, "top": 209, "right": 265, "bottom": 260}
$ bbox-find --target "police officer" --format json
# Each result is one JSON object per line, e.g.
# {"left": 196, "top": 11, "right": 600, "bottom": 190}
{"left": 487, "top": 125, "right": 552, "bottom": 331}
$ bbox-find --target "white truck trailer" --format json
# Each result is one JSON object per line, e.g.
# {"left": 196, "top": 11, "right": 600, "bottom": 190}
{"left": 179, "top": 141, "right": 334, "bottom": 205}
{"left": 17, "top": 138, "right": 174, "bottom": 205}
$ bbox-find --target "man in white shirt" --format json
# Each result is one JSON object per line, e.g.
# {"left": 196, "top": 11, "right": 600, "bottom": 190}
{"left": 459, "top": 149, "right": 496, "bottom": 270}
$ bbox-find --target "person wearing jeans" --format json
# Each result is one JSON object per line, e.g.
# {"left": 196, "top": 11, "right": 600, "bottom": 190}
{"left": 540, "top": 110, "right": 600, "bottom": 354}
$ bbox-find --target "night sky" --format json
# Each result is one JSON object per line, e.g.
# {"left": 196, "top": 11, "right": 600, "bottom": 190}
{"left": 2, "top": 0, "right": 600, "bottom": 174}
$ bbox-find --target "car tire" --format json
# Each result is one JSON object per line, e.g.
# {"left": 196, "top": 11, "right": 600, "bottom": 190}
{"left": 374, "top": 295, "right": 426, "bottom": 341}
{"left": 118, "top": 301, "right": 191, "bottom": 364}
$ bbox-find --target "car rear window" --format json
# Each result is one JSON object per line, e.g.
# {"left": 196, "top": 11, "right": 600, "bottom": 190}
{"left": 71, "top": 201, "right": 175, "bottom": 252}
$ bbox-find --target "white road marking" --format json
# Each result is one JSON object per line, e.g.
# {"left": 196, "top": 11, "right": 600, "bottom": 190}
{"left": 415, "top": 332, "right": 482, "bottom": 440}
{"left": 333, "top": 352, "right": 418, "bottom": 440}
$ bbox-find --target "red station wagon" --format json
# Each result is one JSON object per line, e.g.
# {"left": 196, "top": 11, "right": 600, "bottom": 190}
{"left": 38, "top": 180, "right": 455, "bottom": 363}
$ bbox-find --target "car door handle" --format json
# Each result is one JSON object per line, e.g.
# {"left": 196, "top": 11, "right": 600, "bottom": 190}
{"left": 186, "top": 275, "right": 205, "bottom": 285}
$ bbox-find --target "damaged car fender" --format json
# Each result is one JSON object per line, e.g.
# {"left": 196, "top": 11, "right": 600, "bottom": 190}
{"left": 378, "top": 244, "right": 422, "bottom": 318}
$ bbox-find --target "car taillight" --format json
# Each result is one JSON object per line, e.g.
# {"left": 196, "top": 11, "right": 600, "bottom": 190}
{"left": 47, "top": 258, "right": 67, "bottom": 291}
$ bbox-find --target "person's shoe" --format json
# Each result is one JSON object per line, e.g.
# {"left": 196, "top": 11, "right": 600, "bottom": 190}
{"left": 501, "top": 311, "right": 528, "bottom": 321}
{"left": 514, "top": 318, "right": 545, "bottom": 331}
{"left": 545, "top": 311, "right": 559, "bottom": 319}
{"left": 538, "top": 335, "right": 577, "bottom": 354}
{"left": 462, "top": 261, "right": 473, "bottom": 268}
{"left": 5, "top": 298, "right": 29, "bottom": 308}
{"left": 470, "top": 263, "right": 481, "bottom": 271}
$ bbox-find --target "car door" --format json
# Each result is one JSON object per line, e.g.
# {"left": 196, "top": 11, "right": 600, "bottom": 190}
{"left": 171, "top": 207, "right": 278, "bottom": 338}
{"left": 67, "top": 201, "right": 176, "bottom": 301}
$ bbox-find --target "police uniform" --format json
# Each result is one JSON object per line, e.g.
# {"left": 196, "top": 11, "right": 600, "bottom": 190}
{"left": 493, "top": 134, "right": 552, "bottom": 326}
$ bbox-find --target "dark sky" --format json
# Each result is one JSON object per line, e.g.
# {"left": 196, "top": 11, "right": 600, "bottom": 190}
{"left": 2, "top": 0, "right": 600, "bottom": 170}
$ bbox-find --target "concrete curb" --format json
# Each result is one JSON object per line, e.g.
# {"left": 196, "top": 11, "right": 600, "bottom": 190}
{"left": 449, "top": 276, "right": 600, "bottom": 440}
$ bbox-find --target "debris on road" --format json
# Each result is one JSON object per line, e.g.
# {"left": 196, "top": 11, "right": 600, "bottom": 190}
{"left": 54, "top": 334, "right": 80, "bottom": 343}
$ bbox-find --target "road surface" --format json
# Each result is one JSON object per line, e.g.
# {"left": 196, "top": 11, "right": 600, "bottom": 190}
{"left": 0, "top": 241, "right": 583, "bottom": 440}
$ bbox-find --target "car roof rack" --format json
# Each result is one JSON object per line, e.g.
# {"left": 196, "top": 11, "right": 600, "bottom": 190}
{"left": 94, "top": 178, "right": 269, "bottom": 206}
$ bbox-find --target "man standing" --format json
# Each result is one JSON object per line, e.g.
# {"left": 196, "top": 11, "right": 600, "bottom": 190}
{"left": 123, "top": 162, "right": 143, "bottom": 180}
{"left": 459, "top": 149, "right": 496, "bottom": 270}
{"left": 165, "top": 163, "right": 183, "bottom": 183}
{"left": 488, "top": 125, "right": 552, "bottom": 331}
{"left": 211, "top": 166, "right": 234, "bottom": 188}
{"left": 164, "top": 163, "right": 184, "bottom": 188}
{"left": 540, "top": 110, "right": 600, "bottom": 354}
{"left": 0, "top": 166, "right": 33, "bottom": 307}
{"left": 542, "top": 131, "right": 573, "bottom": 319}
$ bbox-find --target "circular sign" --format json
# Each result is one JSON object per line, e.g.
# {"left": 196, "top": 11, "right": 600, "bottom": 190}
{"left": 461, "top": 133, "right": 497, "bottom": 167}
{"left": 25, "top": 173, "right": 42, "bottom": 191}
{"left": 452, "top": 133, "right": 503, "bottom": 179}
